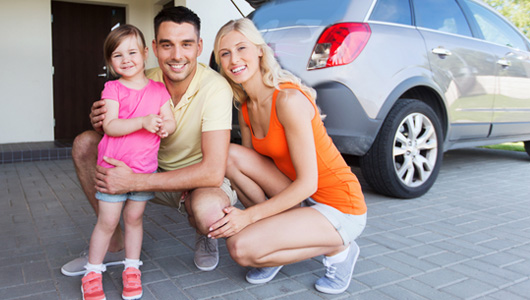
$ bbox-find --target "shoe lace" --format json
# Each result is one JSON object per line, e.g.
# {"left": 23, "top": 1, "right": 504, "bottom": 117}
{"left": 123, "top": 268, "right": 141, "bottom": 289}
{"left": 82, "top": 272, "right": 103, "bottom": 294}
{"left": 323, "top": 258, "right": 337, "bottom": 279}
{"left": 197, "top": 235, "right": 216, "bottom": 254}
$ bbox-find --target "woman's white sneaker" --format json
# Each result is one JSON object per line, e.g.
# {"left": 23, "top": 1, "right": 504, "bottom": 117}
{"left": 246, "top": 265, "right": 283, "bottom": 284}
{"left": 315, "top": 241, "right": 360, "bottom": 294}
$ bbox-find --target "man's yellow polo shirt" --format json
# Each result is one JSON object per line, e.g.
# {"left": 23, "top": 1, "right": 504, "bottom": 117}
{"left": 146, "top": 63, "right": 233, "bottom": 171}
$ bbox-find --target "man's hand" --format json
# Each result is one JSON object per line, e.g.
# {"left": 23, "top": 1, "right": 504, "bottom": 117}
{"left": 90, "top": 100, "right": 107, "bottom": 132}
{"left": 95, "top": 156, "right": 134, "bottom": 194}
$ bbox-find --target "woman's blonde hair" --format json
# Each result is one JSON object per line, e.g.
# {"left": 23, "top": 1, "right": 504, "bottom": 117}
{"left": 213, "top": 18, "right": 316, "bottom": 105}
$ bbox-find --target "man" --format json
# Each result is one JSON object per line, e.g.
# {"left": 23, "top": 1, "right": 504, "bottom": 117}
{"left": 61, "top": 6, "right": 235, "bottom": 276}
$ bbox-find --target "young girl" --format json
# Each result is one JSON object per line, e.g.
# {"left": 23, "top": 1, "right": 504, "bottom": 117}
{"left": 210, "top": 19, "right": 366, "bottom": 295}
{"left": 81, "top": 24, "right": 175, "bottom": 300}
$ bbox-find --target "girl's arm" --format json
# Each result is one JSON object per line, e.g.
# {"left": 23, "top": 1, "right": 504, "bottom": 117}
{"left": 103, "top": 99, "right": 162, "bottom": 137}
{"left": 157, "top": 100, "right": 176, "bottom": 138}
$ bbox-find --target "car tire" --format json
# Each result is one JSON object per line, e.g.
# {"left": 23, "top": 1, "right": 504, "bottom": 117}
{"left": 524, "top": 141, "right": 530, "bottom": 156}
{"left": 360, "top": 99, "right": 443, "bottom": 199}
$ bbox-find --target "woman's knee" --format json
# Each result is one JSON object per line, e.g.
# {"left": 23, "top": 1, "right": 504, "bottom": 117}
{"left": 226, "top": 144, "right": 243, "bottom": 175}
{"left": 226, "top": 235, "right": 256, "bottom": 266}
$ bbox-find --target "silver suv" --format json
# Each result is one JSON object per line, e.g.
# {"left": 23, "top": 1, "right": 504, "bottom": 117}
{"left": 247, "top": 0, "right": 530, "bottom": 198}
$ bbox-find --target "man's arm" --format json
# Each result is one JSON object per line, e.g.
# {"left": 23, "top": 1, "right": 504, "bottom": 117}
{"left": 95, "top": 129, "right": 230, "bottom": 194}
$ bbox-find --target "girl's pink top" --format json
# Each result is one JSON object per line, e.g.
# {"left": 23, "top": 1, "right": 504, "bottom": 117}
{"left": 97, "top": 79, "right": 171, "bottom": 173}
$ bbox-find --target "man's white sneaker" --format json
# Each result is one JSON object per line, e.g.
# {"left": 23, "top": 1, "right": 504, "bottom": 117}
{"left": 61, "top": 248, "right": 125, "bottom": 277}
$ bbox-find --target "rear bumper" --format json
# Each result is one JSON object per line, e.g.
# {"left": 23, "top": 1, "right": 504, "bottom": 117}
{"left": 314, "top": 81, "right": 380, "bottom": 155}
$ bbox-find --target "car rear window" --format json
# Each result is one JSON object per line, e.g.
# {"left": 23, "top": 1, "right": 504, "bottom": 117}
{"left": 370, "top": 0, "right": 412, "bottom": 25}
{"left": 251, "top": 0, "right": 351, "bottom": 30}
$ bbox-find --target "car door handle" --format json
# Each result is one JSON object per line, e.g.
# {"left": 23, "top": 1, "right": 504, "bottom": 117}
{"left": 432, "top": 47, "right": 452, "bottom": 56}
{"left": 98, "top": 73, "right": 107, "bottom": 77}
{"left": 497, "top": 58, "right": 512, "bottom": 67}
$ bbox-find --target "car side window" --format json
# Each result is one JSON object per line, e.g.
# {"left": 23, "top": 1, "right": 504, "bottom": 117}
{"left": 463, "top": 0, "right": 528, "bottom": 50}
{"left": 370, "top": 0, "right": 412, "bottom": 26}
{"left": 413, "top": 0, "right": 472, "bottom": 37}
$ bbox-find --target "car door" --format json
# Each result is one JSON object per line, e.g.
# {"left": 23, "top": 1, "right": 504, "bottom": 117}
{"left": 461, "top": 0, "right": 530, "bottom": 138}
{"left": 413, "top": 0, "right": 497, "bottom": 141}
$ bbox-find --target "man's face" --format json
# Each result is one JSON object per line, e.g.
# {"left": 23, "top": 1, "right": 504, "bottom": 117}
{"left": 153, "top": 21, "right": 203, "bottom": 85}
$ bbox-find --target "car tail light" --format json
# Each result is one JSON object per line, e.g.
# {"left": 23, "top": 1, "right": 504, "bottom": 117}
{"left": 308, "top": 23, "right": 371, "bottom": 70}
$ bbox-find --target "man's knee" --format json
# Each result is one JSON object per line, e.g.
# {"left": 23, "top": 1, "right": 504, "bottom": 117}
{"left": 72, "top": 130, "right": 101, "bottom": 162}
{"left": 189, "top": 188, "right": 229, "bottom": 233}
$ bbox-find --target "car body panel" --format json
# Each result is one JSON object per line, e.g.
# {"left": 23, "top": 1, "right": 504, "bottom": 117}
{"left": 420, "top": 29, "right": 497, "bottom": 140}
{"left": 249, "top": 0, "right": 530, "bottom": 156}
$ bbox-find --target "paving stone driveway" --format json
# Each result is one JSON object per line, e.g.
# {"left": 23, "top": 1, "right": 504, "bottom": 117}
{"left": 1, "top": 147, "right": 529, "bottom": 299}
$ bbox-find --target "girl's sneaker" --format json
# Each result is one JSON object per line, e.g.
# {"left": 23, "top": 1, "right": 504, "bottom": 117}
{"left": 122, "top": 267, "right": 142, "bottom": 300}
{"left": 315, "top": 241, "right": 360, "bottom": 294}
{"left": 81, "top": 271, "right": 106, "bottom": 300}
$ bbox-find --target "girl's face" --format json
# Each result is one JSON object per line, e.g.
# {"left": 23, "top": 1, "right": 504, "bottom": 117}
{"left": 110, "top": 35, "right": 147, "bottom": 80}
{"left": 218, "top": 30, "right": 262, "bottom": 85}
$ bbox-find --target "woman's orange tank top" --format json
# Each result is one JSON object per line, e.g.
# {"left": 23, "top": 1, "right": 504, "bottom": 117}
{"left": 241, "top": 83, "right": 366, "bottom": 215}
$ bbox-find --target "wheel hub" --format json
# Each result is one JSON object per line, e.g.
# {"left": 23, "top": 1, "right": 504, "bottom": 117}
{"left": 393, "top": 112, "right": 438, "bottom": 188}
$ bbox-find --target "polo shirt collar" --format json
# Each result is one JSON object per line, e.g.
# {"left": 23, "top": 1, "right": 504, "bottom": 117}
{"left": 173, "top": 63, "right": 206, "bottom": 110}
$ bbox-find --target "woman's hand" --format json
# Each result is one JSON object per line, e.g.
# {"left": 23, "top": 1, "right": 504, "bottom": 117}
{"left": 208, "top": 206, "right": 252, "bottom": 239}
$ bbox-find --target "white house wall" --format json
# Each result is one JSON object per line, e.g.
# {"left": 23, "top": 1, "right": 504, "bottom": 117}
{"left": 0, "top": 0, "right": 252, "bottom": 144}
{"left": 1, "top": 0, "right": 55, "bottom": 144}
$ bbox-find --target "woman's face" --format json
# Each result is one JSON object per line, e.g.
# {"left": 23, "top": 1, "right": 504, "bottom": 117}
{"left": 218, "top": 30, "right": 262, "bottom": 85}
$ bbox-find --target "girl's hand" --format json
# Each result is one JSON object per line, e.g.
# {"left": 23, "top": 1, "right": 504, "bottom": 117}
{"left": 157, "top": 122, "right": 169, "bottom": 138}
{"left": 142, "top": 114, "right": 162, "bottom": 133}
{"left": 208, "top": 206, "right": 252, "bottom": 239}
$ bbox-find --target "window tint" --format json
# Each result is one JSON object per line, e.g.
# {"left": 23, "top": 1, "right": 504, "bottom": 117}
{"left": 414, "top": 0, "right": 472, "bottom": 37}
{"left": 463, "top": 0, "right": 528, "bottom": 50}
{"left": 370, "top": 0, "right": 412, "bottom": 26}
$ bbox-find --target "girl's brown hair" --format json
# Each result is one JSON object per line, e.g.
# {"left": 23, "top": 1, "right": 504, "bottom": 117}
{"left": 103, "top": 24, "right": 147, "bottom": 78}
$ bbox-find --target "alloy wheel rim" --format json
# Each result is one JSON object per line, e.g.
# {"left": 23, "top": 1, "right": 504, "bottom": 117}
{"left": 392, "top": 113, "right": 438, "bottom": 188}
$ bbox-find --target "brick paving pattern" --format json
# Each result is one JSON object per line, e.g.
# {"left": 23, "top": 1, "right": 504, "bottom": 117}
{"left": 1, "top": 147, "right": 529, "bottom": 299}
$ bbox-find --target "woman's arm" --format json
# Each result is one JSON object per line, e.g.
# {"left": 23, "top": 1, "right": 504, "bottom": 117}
{"left": 245, "top": 89, "right": 318, "bottom": 221}
{"left": 209, "top": 89, "right": 318, "bottom": 238}
{"left": 103, "top": 99, "right": 162, "bottom": 137}
{"left": 238, "top": 109, "right": 253, "bottom": 148}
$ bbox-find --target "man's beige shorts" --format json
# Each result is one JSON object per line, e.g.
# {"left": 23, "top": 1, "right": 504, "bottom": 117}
{"left": 151, "top": 177, "right": 238, "bottom": 213}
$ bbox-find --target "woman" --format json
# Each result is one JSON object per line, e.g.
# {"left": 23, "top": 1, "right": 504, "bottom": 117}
{"left": 209, "top": 18, "right": 367, "bottom": 294}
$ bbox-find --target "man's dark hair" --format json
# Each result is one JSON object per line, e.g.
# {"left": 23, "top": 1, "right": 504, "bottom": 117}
{"left": 154, "top": 6, "right": 201, "bottom": 40}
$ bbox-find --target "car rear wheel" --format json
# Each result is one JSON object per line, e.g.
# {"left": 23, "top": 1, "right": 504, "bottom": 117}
{"left": 360, "top": 99, "right": 443, "bottom": 198}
